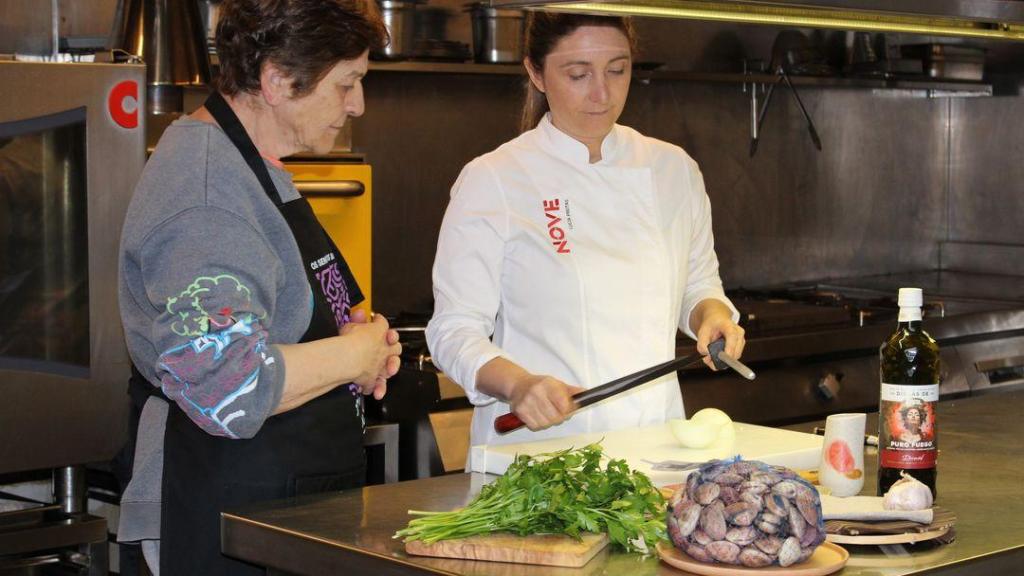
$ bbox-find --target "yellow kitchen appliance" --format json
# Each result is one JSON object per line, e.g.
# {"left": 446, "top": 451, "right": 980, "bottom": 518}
{"left": 284, "top": 157, "right": 374, "bottom": 311}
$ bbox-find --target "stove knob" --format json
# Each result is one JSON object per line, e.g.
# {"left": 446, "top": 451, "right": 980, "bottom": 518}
{"left": 815, "top": 372, "right": 843, "bottom": 402}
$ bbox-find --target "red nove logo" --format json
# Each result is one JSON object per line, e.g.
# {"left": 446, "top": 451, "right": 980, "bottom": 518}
{"left": 543, "top": 198, "right": 571, "bottom": 254}
{"left": 108, "top": 80, "right": 139, "bottom": 129}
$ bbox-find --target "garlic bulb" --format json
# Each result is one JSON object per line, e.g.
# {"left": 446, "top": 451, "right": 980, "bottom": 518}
{"left": 883, "top": 472, "right": 934, "bottom": 511}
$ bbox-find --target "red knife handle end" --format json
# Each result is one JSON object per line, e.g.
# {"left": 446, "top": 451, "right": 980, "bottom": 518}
{"left": 494, "top": 412, "right": 525, "bottom": 434}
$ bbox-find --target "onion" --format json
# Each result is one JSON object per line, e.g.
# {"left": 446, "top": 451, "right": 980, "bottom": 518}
{"left": 670, "top": 419, "right": 719, "bottom": 448}
{"left": 669, "top": 409, "right": 735, "bottom": 449}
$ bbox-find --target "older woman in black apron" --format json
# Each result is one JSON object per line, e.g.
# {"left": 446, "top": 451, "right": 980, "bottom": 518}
{"left": 115, "top": 1, "right": 398, "bottom": 574}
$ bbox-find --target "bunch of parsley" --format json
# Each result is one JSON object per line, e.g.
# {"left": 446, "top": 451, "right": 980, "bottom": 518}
{"left": 393, "top": 443, "right": 665, "bottom": 554}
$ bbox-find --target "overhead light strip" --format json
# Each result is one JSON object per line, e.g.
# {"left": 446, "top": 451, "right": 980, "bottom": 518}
{"left": 540, "top": 1, "right": 1024, "bottom": 41}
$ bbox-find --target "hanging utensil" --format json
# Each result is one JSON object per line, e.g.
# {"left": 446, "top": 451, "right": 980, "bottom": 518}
{"left": 781, "top": 70, "right": 823, "bottom": 151}
{"left": 494, "top": 339, "right": 755, "bottom": 434}
{"left": 749, "top": 65, "right": 823, "bottom": 157}
{"left": 749, "top": 76, "right": 778, "bottom": 158}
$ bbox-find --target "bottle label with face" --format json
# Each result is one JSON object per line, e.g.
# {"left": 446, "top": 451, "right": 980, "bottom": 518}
{"left": 879, "top": 383, "right": 938, "bottom": 468}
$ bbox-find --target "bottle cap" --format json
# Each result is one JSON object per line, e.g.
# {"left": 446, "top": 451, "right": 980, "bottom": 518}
{"left": 898, "top": 287, "right": 923, "bottom": 308}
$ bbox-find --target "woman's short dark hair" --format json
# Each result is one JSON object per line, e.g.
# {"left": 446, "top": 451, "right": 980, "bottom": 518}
{"left": 215, "top": 0, "right": 388, "bottom": 98}
{"left": 520, "top": 12, "right": 637, "bottom": 132}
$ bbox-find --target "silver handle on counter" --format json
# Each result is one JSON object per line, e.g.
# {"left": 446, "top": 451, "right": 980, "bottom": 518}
{"left": 295, "top": 180, "right": 365, "bottom": 197}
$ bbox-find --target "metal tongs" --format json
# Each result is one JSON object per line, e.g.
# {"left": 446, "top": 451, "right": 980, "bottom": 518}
{"left": 749, "top": 65, "right": 823, "bottom": 158}
{"left": 494, "top": 338, "right": 755, "bottom": 434}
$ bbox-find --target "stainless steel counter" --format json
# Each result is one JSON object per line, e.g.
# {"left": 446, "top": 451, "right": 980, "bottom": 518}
{"left": 222, "top": 390, "right": 1024, "bottom": 575}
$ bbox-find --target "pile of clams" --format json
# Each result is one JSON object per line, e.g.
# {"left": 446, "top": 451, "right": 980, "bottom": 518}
{"left": 667, "top": 459, "right": 826, "bottom": 567}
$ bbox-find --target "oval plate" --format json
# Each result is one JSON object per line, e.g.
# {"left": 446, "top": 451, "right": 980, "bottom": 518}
{"left": 657, "top": 541, "right": 849, "bottom": 576}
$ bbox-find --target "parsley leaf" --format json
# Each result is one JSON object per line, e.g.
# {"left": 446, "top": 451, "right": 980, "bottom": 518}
{"left": 394, "top": 443, "right": 666, "bottom": 555}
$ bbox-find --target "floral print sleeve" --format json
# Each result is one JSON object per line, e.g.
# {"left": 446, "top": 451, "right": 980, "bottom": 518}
{"left": 139, "top": 208, "right": 291, "bottom": 439}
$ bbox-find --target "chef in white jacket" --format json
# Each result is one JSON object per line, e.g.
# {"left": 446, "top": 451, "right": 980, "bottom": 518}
{"left": 426, "top": 12, "right": 745, "bottom": 462}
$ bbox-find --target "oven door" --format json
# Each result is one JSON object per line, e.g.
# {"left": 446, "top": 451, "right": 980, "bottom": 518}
{"left": 0, "top": 61, "right": 145, "bottom": 474}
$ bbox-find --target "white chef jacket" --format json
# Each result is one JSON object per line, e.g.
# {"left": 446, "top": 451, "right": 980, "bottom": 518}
{"left": 426, "top": 113, "right": 738, "bottom": 461}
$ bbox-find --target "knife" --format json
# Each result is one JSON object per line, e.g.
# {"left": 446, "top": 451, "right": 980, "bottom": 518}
{"left": 493, "top": 339, "right": 756, "bottom": 434}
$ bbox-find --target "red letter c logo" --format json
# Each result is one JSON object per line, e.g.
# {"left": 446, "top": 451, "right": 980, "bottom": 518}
{"left": 109, "top": 80, "right": 139, "bottom": 129}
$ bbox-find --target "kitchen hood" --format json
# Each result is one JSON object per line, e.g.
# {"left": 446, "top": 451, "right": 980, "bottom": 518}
{"left": 115, "top": 0, "right": 211, "bottom": 114}
{"left": 487, "top": 0, "right": 1024, "bottom": 41}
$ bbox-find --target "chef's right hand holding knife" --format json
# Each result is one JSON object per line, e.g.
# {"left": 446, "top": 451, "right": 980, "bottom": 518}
{"left": 476, "top": 357, "right": 585, "bottom": 432}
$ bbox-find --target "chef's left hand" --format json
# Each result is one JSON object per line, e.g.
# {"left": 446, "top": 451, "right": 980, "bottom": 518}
{"left": 692, "top": 300, "right": 745, "bottom": 370}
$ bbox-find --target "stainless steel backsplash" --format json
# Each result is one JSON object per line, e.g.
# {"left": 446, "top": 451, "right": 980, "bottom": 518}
{"left": 359, "top": 71, "right": 1024, "bottom": 314}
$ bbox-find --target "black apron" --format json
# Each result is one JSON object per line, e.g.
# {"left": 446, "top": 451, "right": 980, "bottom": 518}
{"left": 124, "top": 92, "right": 367, "bottom": 575}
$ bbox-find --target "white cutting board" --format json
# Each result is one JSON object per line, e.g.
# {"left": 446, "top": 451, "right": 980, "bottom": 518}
{"left": 470, "top": 422, "right": 823, "bottom": 487}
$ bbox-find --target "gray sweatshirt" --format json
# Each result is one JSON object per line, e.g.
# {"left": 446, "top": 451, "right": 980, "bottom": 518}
{"left": 117, "top": 117, "right": 313, "bottom": 542}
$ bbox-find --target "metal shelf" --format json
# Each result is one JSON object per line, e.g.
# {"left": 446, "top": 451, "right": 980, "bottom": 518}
{"left": 635, "top": 70, "right": 994, "bottom": 96}
{"left": 209, "top": 55, "right": 524, "bottom": 76}
{"left": 211, "top": 54, "right": 993, "bottom": 96}
{"left": 366, "top": 61, "right": 993, "bottom": 96}
{"left": 369, "top": 60, "right": 523, "bottom": 74}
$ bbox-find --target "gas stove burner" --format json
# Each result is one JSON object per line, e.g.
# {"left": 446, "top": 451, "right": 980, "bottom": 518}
{"left": 727, "top": 284, "right": 951, "bottom": 337}
{"left": 387, "top": 310, "right": 431, "bottom": 330}
{"left": 800, "top": 289, "right": 845, "bottom": 305}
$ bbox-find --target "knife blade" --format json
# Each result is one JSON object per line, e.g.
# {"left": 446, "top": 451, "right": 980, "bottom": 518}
{"left": 494, "top": 338, "right": 754, "bottom": 434}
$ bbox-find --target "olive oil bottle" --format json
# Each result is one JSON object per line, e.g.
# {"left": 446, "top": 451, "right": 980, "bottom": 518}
{"left": 878, "top": 288, "right": 939, "bottom": 498}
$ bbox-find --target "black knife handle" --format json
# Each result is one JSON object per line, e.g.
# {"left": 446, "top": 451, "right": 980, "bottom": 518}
{"left": 493, "top": 340, "right": 726, "bottom": 435}
{"left": 709, "top": 339, "right": 728, "bottom": 371}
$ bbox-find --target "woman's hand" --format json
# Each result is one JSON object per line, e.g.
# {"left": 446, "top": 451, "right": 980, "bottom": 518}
{"left": 273, "top": 313, "right": 400, "bottom": 414}
{"left": 691, "top": 299, "right": 745, "bottom": 370}
{"left": 341, "top": 310, "right": 401, "bottom": 399}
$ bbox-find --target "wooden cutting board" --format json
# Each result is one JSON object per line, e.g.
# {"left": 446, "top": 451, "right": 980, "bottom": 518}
{"left": 405, "top": 532, "right": 609, "bottom": 567}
